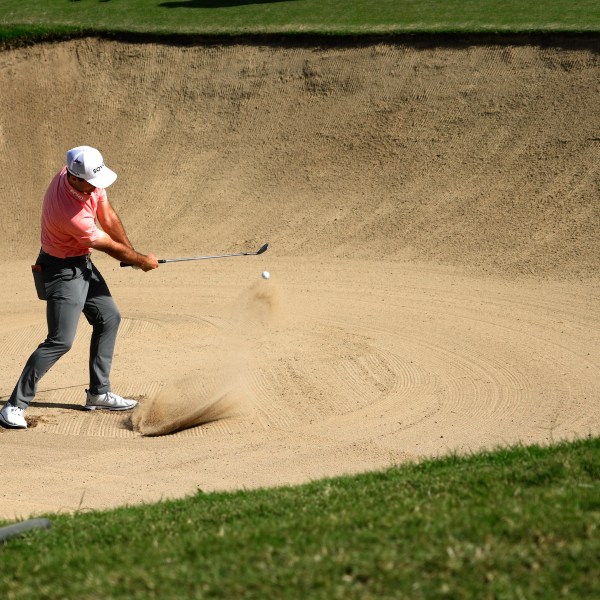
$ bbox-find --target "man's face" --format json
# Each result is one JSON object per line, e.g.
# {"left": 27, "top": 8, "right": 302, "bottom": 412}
{"left": 68, "top": 173, "right": 96, "bottom": 195}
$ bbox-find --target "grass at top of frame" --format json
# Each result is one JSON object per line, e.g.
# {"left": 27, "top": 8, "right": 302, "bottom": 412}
{"left": 0, "top": 0, "right": 599, "bottom": 45}
{"left": 1, "top": 436, "right": 599, "bottom": 599}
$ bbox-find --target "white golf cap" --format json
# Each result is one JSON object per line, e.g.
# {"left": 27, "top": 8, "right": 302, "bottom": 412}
{"left": 66, "top": 146, "right": 117, "bottom": 188}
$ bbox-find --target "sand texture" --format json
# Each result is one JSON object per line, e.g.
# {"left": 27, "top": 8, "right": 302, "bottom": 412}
{"left": 0, "top": 39, "right": 598, "bottom": 518}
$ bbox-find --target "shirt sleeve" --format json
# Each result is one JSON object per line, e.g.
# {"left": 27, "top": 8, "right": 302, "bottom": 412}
{"left": 65, "top": 212, "right": 102, "bottom": 244}
{"left": 68, "top": 189, "right": 106, "bottom": 243}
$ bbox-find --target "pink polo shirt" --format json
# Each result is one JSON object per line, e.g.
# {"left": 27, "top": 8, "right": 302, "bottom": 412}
{"left": 40, "top": 167, "right": 107, "bottom": 258}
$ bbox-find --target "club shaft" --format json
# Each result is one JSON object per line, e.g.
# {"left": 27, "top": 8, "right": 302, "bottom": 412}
{"left": 160, "top": 252, "right": 254, "bottom": 263}
{"left": 120, "top": 243, "right": 268, "bottom": 267}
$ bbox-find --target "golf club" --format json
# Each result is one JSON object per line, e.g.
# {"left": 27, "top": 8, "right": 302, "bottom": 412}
{"left": 120, "top": 242, "right": 269, "bottom": 267}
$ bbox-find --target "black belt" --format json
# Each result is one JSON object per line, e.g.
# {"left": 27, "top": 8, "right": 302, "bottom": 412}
{"left": 39, "top": 250, "right": 91, "bottom": 265}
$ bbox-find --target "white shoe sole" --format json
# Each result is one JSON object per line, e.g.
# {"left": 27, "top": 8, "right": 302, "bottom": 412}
{"left": 0, "top": 413, "right": 27, "bottom": 429}
{"left": 83, "top": 403, "right": 137, "bottom": 412}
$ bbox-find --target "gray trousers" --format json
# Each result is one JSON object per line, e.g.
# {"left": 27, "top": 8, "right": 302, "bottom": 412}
{"left": 9, "top": 252, "right": 121, "bottom": 409}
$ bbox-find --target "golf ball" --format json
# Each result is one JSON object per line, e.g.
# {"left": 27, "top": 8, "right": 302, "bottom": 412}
{"left": 262, "top": 271, "right": 270, "bottom": 279}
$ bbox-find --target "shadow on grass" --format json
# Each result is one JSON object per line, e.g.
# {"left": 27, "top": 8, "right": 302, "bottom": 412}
{"left": 159, "top": 0, "right": 295, "bottom": 8}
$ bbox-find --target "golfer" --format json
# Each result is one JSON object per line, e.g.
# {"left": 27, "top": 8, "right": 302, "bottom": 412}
{"left": 0, "top": 146, "right": 159, "bottom": 429}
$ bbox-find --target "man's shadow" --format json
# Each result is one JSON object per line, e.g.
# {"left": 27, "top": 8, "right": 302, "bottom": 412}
{"left": 29, "top": 401, "right": 88, "bottom": 411}
{"left": 160, "top": 0, "right": 294, "bottom": 8}
{"left": 25, "top": 400, "right": 135, "bottom": 433}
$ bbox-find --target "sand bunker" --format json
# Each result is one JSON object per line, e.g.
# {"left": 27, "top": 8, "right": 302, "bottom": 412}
{"left": 0, "top": 38, "right": 598, "bottom": 518}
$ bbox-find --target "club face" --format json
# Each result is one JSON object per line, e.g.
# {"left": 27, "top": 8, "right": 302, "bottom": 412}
{"left": 256, "top": 243, "right": 269, "bottom": 255}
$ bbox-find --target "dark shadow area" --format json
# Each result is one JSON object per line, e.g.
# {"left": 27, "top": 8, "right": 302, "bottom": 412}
{"left": 2, "top": 31, "right": 599, "bottom": 55}
{"left": 159, "top": 0, "right": 294, "bottom": 8}
{"left": 29, "top": 401, "right": 87, "bottom": 411}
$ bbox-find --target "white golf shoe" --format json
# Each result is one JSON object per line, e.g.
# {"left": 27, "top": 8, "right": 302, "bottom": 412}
{"left": 84, "top": 390, "right": 137, "bottom": 411}
{"left": 0, "top": 404, "right": 27, "bottom": 429}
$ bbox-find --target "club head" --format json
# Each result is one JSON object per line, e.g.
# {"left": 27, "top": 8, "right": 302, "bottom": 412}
{"left": 256, "top": 243, "right": 269, "bottom": 255}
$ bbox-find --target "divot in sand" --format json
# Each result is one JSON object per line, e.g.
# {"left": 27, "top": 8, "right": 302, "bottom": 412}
{"left": 132, "top": 378, "right": 244, "bottom": 436}
{"left": 133, "top": 280, "right": 281, "bottom": 436}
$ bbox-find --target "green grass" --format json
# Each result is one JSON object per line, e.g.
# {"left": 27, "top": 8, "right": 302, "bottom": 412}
{"left": 0, "top": 0, "right": 599, "bottom": 44}
{"left": 2, "top": 438, "right": 599, "bottom": 599}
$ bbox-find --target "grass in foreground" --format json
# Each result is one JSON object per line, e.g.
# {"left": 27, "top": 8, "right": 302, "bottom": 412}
{"left": 0, "top": 0, "right": 599, "bottom": 44}
{"left": 1, "top": 437, "right": 599, "bottom": 599}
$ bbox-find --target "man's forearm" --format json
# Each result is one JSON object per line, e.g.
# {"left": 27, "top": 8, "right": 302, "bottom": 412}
{"left": 90, "top": 233, "right": 147, "bottom": 267}
{"left": 101, "top": 242, "right": 143, "bottom": 265}
{"left": 97, "top": 201, "right": 135, "bottom": 250}
{"left": 102, "top": 214, "right": 134, "bottom": 250}
{"left": 94, "top": 202, "right": 158, "bottom": 271}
